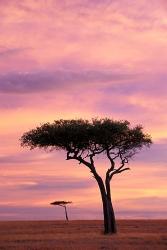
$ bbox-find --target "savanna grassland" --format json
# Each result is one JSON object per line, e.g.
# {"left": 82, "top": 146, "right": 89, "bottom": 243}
{"left": 0, "top": 220, "right": 166, "bottom": 250}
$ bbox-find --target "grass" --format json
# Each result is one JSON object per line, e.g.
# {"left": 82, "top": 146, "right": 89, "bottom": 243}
{"left": 0, "top": 220, "right": 166, "bottom": 249}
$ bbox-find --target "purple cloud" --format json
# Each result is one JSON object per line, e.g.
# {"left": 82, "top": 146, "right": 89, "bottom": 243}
{"left": 0, "top": 196, "right": 166, "bottom": 220}
{"left": 0, "top": 175, "right": 94, "bottom": 191}
{"left": 0, "top": 151, "right": 48, "bottom": 164}
{"left": 0, "top": 205, "right": 102, "bottom": 220}
{"left": 0, "top": 70, "right": 133, "bottom": 94}
{"left": 134, "top": 140, "right": 167, "bottom": 164}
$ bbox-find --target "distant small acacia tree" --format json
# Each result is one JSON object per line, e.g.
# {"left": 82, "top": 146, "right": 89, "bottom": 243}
{"left": 20, "top": 118, "right": 152, "bottom": 234}
{"left": 50, "top": 201, "right": 72, "bottom": 221}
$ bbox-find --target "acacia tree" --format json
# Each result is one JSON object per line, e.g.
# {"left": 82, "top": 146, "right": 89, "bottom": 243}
{"left": 50, "top": 201, "right": 72, "bottom": 221}
{"left": 20, "top": 118, "right": 152, "bottom": 234}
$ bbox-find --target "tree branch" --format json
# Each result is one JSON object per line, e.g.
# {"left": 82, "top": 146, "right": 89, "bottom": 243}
{"left": 67, "top": 151, "right": 97, "bottom": 174}
{"left": 116, "top": 167, "right": 130, "bottom": 174}
{"left": 77, "top": 155, "right": 92, "bottom": 168}
{"left": 76, "top": 154, "right": 102, "bottom": 181}
{"left": 109, "top": 156, "right": 129, "bottom": 179}
{"left": 89, "top": 154, "right": 94, "bottom": 166}
{"left": 110, "top": 166, "right": 130, "bottom": 178}
{"left": 106, "top": 148, "right": 115, "bottom": 179}
{"left": 89, "top": 147, "right": 106, "bottom": 156}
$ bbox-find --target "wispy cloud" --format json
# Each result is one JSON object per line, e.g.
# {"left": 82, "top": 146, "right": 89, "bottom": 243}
{"left": 0, "top": 151, "right": 51, "bottom": 164}
{"left": 0, "top": 175, "right": 93, "bottom": 191}
{"left": 0, "top": 70, "right": 132, "bottom": 94}
{"left": 115, "top": 196, "right": 167, "bottom": 214}
{"left": 0, "top": 196, "right": 166, "bottom": 220}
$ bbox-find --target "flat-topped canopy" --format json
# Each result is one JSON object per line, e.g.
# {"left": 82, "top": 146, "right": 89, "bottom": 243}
{"left": 50, "top": 201, "right": 72, "bottom": 206}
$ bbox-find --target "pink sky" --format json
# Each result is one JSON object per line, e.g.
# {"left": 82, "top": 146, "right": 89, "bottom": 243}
{"left": 0, "top": 0, "right": 167, "bottom": 220}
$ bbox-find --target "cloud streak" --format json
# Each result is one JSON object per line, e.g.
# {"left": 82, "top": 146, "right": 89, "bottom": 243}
{"left": 0, "top": 196, "right": 166, "bottom": 220}
{"left": 0, "top": 70, "right": 133, "bottom": 94}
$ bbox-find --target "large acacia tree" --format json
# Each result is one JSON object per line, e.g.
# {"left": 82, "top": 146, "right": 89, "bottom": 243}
{"left": 21, "top": 118, "right": 152, "bottom": 234}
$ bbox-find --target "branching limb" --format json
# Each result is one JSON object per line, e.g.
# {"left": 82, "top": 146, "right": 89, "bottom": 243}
{"left": 108, "top": 155, "right": 130, "bottom": 179}
{"left": 77, "top": 152, "right": 102, "bottom": 181}
{"left": 89, "top": 147, "right": 106, "bottom": 156}
{"left": 89, "top": 154, "right": 94, "bottom": 166}
{"left": 109, "top": 166, "right": 130, "bottom": 179}
{"left": 67, "top": 150, "right": 98, "bottom": 176}
{"left": 115, "top": 167, "right": 130, "bottom": 174}
{"left": 106, "top": 148, "right": 115, "bottom": 179}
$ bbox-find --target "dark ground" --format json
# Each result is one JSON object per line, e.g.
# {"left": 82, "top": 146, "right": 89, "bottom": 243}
{"left": 0, "top": 220, "right": 166, "bottom": 249}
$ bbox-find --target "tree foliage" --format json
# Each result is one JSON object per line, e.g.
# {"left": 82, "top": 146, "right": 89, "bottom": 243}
{"left": 50, "top": 201, "right": 72, "bottom": 206}
{"left": 21, "top": 118, "right": 152, "bottom": 169}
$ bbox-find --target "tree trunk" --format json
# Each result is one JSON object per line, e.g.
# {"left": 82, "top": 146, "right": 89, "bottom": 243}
{"left": 64, "top": 205, "right": 69, "bottom": 221}
{"left": 96, "top": 176, "right": 117, "bottom": 234}
{"left": 105, "top": 177, "right": 117, "bottom": 234}
{"left": 106, "top": 196, "right": 117, "bottom": 233}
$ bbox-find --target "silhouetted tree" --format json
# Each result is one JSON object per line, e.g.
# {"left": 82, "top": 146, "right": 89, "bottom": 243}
{"left": 20, "top": 118, "right": 152, "bottom": 234}
{"left": 50, "top": 201, "right": 72, "bottom": 221}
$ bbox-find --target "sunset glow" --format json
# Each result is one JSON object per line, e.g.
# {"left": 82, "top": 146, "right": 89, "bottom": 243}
{"left": 0, "top": 0, "right": 166, "bottom": 220}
